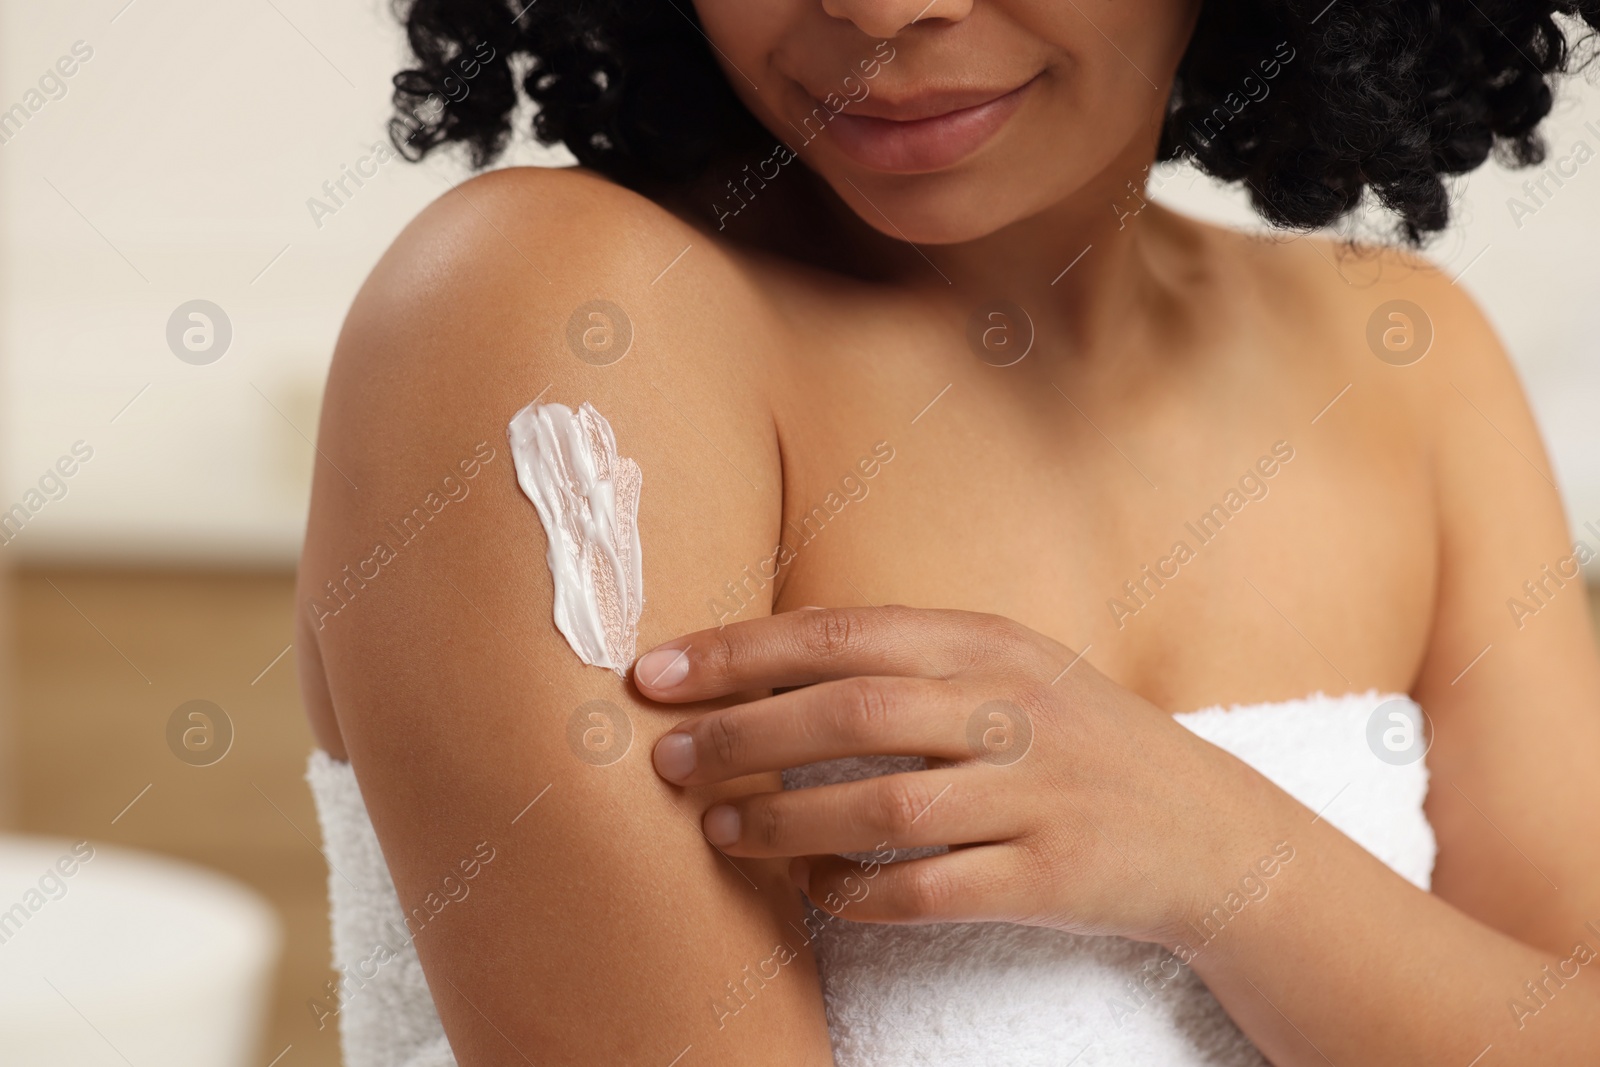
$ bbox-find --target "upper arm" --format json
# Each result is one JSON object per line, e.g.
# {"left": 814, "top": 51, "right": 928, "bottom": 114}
{"left": 296, "top": 167, "right": 833, "bottom": 1065}
{"left": 1402, "top": 270, "right": 1600, "bottom": 952}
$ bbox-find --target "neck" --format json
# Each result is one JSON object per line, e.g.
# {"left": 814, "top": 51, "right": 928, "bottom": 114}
{"left": 903, "top": 157, "right": 1177, "bottom": 358}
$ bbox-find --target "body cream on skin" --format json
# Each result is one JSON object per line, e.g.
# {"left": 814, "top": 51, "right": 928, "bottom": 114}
{"left": 507, "top": 400, "right": 643, "bottom": 675}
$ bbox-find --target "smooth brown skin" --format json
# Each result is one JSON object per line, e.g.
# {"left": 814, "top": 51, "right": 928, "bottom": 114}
{"left": 298, "top": 1, "right": 1600, "bottom": 1064}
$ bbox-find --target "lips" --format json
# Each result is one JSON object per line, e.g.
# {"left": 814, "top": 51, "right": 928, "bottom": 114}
{"left": 802, "top": 75, "right": 1039, "bottom": 174}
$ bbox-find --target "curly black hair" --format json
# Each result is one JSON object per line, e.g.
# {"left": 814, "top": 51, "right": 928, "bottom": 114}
{"left": 388, "top": 0, "right": 1600, "bottom": 244}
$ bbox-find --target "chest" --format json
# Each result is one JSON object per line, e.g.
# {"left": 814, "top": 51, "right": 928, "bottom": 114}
{"left": 763, "top": 306, "right": 1437, "bottom": 713}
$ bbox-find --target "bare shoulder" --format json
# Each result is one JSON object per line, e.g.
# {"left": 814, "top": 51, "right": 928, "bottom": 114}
{"left": 1194, "top": 218, "right": 1518, "bottom": 418}
{"left": 303, "top": 163, "right": 789, "bottom": 615}
{"left": 294, "top": 165, "right": 828, "bottom": 1062}
{"left": 1218, "top": 223, "right": 1504, "bottom": 371}
{"left": 1287, "top": 232, "right": 1531, "bottom": 450}
{"left": 329, "top": 164, "right": 780, "bottom": 409}
{"left": 1205, "top": 218, "right": 1600, "bottom": 948}
{"left": 1213, "top": 219, "right": 1554, "bottom": 551}
{"left": 296, "top": 165, "right": 793, "bottom": 754}
{"left": 298, "top": 164, "right": 789, "bottom": 739}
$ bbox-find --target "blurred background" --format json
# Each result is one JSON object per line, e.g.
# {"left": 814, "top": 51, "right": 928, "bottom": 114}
{"left": 0, "top": 2, "right": 1597, "bottom": 1065}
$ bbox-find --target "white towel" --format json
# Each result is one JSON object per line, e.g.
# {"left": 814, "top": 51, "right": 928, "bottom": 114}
{"left": 306, "top": 752, "right": 458, "bottom": 1067}
{"left": 307, "top": 688, "right": 1435, "bottom": 1066}
{"left": 784, "top": 689, "right": 1435, "bottom": 1066}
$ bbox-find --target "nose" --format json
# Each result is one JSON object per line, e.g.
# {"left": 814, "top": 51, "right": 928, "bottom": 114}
{"left": 819, "top": 0, "right": 974, "bottom": 39}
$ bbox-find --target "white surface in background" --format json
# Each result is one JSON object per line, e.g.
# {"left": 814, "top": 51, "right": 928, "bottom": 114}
{"left": 0, "top": 3, "right": 1596, "bottom": 564}
{"left": 0, "top": 834, "right": 281, "bottom": 1066}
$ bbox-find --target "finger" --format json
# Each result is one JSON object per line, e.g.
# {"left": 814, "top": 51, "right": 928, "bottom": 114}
{"left": 790, "top": 845, "right": 1037, "bottom": 925}
{"left": 700, "top": 768, "right": 1014, "bottom": 858}
{"left": 634, "top": 605, "right": 1037, "bottom": 700}
{"left": 653, "top": 675, "right": 975, "bottom": 785}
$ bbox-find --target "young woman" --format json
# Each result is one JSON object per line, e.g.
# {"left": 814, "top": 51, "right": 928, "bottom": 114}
{"left": 297, "top": 1, "right": 1600, "bottom": 1063}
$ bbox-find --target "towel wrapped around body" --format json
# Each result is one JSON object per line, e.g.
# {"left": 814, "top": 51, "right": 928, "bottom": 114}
{"left": 306, "top": 688, "right": 1435, "bottom": 1067}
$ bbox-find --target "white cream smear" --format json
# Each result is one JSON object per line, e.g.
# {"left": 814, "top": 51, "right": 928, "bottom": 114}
{"left": 507, "top": 400, "right": 643, "bottom": 675}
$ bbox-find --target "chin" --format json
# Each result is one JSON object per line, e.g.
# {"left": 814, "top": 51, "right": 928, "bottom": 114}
{"left": 826, "top": 170, "right": 1033, "bottom": 247}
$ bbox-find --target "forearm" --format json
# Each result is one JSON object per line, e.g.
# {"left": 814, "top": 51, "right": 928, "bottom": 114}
{"left": 1181, "top": 808, "right": 1600, "bottom": 1065}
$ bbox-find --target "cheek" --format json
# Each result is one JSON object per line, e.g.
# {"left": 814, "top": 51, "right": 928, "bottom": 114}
{"left": 1017, "top": 0, "right": 1198, "bottom": 70}
{"left": 1017, "top": 0, "right": 1199, "bottom": 148}
{"left": 692, "top": 1, "right": 793, "bottom": 82}
{"left": 691, "top": 0, "right": 809, "bottom": 140}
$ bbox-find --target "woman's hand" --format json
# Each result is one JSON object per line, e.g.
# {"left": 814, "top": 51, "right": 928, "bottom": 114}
{"left": 632, "top": 605, "right": 1296, "bottom": 946}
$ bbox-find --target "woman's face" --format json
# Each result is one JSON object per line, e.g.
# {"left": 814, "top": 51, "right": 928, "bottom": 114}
{"left": 692, "top": 0, "right": 1201, "bottom": 245}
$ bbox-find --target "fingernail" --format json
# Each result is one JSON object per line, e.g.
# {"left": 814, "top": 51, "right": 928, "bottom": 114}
{"left": 636, "top": 648, "right": 691, "bottom": 689}
{"left": 790, "top": 857, "right": 810, "bottom": 892}
{"left": 653, "top": 733, "right": 696, "bottom": 782}
{"left": 703, "top": 805, "right": 740, "bottom": 847}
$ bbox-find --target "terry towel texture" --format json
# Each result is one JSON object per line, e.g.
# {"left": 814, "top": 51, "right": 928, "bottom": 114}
{"left": 307, "top": 688, "right": 1435, "bottom": 1066}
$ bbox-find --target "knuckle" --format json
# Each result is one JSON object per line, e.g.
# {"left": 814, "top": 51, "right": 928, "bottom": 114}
{"left": 950, "top": 612, "right": 1024, "bottom": 671}
{"left": 1015, "top": 677, "right": 1076, "bottom": 751}
{"left": 981, "top": 614, "right": 1034, "bottom": 658}
{"left": 874, "top": 776, "right": 929, "bottom": 838}
{"left": 751, "top": 798, "right": 785, "bottom": 849}
{"left": 1011, "top": 835, "right": 1056, "bottom": 888}
{"left": 704, "top": 712, "right": 743, "bottom": 768}
{"left": 1041, "top": 824, "right": 1092, "bottom": 878}
{"left": 1009, "top": 680, "right": 1055, "bottom": 723}
{"left": 707, "top": 626, "right": 746, "bottom": 678}
{"left": 802, "top": 609, "right": 861, "bottom": 662}
{"left": 898, "top": 862, "right": 956, "bottom": 918}
{"left": 835, "top": 677, "right": 897, "bottom": 741}
{"left": 999, "top": 838, "right": 1058, "bottom": 921}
